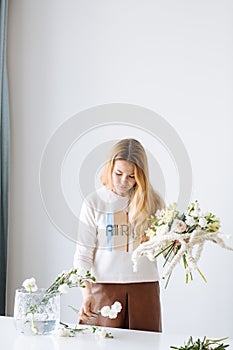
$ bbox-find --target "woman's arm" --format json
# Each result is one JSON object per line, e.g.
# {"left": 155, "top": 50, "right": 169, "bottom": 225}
{"left": 73, "top": 198, "right": 97, "bottom": 321}
{"left": 79, "top": 280, "right": 96, "bottom": 321}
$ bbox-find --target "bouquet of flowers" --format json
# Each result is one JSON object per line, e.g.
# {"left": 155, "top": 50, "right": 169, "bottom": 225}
{"left": 132, "top": 200, "right": 233, "bottom": 287}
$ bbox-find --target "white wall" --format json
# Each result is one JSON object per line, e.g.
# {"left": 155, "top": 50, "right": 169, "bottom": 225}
{"left": 7, "top": 0, "right": 233, "bottom": 337}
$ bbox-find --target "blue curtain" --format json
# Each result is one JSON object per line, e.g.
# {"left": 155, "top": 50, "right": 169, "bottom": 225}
{"left": 0, "top": 0, "right": 10, "bottom": 316}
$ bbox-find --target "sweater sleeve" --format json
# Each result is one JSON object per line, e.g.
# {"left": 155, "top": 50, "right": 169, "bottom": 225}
{"left": 73, "top": 198, "right": 97, "bottom": 271}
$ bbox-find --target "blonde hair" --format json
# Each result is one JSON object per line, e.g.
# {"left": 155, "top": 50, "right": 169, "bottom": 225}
{"left": 100, "top": 139, "right": 164, "bottom": 239}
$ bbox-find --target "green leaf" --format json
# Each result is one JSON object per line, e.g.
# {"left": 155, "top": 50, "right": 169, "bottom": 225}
{"left": 207, "top": 337, "right": 229, "bottom": 343}
{"left": 170, "top": 336, "right": 229, "bottom": 350}
{"left": 164, "top": 272, "right": 172, "bottom": 289}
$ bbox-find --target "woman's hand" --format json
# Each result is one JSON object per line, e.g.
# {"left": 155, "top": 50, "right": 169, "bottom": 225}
{"left": 79, "top": 294, "right": 96, "bottom": 322}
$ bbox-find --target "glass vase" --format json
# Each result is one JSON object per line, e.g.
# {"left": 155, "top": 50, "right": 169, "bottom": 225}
{"left": 14, "top": 288, "right": 60, "bottom": 335}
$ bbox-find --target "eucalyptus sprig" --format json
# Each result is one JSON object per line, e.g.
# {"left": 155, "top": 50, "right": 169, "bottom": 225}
{"left": 170, "top": 336, "right": 229, "bottom": 350}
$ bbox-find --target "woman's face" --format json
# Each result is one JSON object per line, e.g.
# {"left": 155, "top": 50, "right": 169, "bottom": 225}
{"left": 112, "top": 159, "right": 136, "bottom": 196}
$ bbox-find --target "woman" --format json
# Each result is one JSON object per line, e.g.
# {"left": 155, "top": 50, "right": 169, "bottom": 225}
{"left": 73, "top": 138, "right": 164, "bottom": 331}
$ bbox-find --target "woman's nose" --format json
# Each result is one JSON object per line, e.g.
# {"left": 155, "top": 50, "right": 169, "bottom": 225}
{"left": 121, "top": 175, "right": 128, "bottom": 183}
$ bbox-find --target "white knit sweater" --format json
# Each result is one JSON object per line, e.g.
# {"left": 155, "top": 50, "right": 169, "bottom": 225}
{"left": 73, "top": 186, "right": 159, "bottom": 283}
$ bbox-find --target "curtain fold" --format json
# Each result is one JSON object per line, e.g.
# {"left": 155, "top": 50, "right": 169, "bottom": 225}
{"left": 0, "top": 0, "right": 10, "bottom": 315}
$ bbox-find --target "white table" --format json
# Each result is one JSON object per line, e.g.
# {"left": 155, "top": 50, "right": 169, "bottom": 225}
{"left": 1, "top": 316, "right": 233, "bottom": 350}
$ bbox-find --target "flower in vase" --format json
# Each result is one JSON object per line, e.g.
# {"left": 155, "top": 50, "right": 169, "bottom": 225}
{"left": 16, "top": 268, "right": 96, "bottom": 336}
{"left": 22, "top": 277, "right": 38, "bottom": 292}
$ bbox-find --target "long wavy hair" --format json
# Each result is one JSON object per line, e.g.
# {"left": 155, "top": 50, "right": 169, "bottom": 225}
{"left": 100, "top": 139, "right": 164, "bottom": 239}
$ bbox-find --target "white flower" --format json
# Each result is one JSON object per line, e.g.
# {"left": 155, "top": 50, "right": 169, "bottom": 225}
{"left": 185, "top": 215, "right": 196, "bottom": 227}
{"left": 190, "top": 202, "right": 200, "bottom": 217}
{"left": 69, "top": 273, "right": 79, "bottom": 285}
{"left": 22, "top": 277, "right": 38, "bottom": 292}
{"left": 58, "top": 270, "right": 69, "bottom": 277}
{"left": 58, "top": 283, "right": 69, "bottom": 294}
{"left": 108, "top": 309, "right": 118, "bottom": 319}
{"left": 194, "top": 201, "right": 200, "bottom": 211}
{"left": 95, "top": 328, "right": 107, "bottom": 338}
{"left": 100, "top": 305, "right": 111, "bottom": 317}
{"left": 159, "top": 211, "right": 174, "bottom": 225}
{"left": 54, "top": 327, "right": 74, "bottom": 337}
{"left": 156, "top": 224, "right": 169, "bottom": 235}
{"left": 198, "top": 217, "right": 207, "bottom": 228}
{"left": 111, "top": 301, "right": 122, "bottom": 313}
{"left": 145, "top": 228, "right": 156, "bottom": 239}
{"left": 155, "top": 208, "right": 163, "bottom": 217}
{"left": 76, "top": 267, "right": 87, "bottom": 276}
{"left": 171, "top": 220, "right": 187, "bottom": 233}
{"left": 191, "top": 210, "right": 200, "bottom": 217}
{"left": 100, "top": 301, "right": 122, "bottom": 319}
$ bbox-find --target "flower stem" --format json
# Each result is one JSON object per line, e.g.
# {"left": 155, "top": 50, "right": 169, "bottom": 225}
{"left": 31, "top": 315, "right": 39, "bottom": 335}
{"left": 153, "top": 243, "right": 175, "bottom": 260}
{"left": 196, "top": 267, "right": 207, "bottom": 283}
{"left": 68, "top": 305, "right": 79, "bottom": 314}
{"left": 163, "top": 243, "right": 176, "bottom": 268}
{"left": 164, "top": 272, "right": 172, "bottom": 289}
